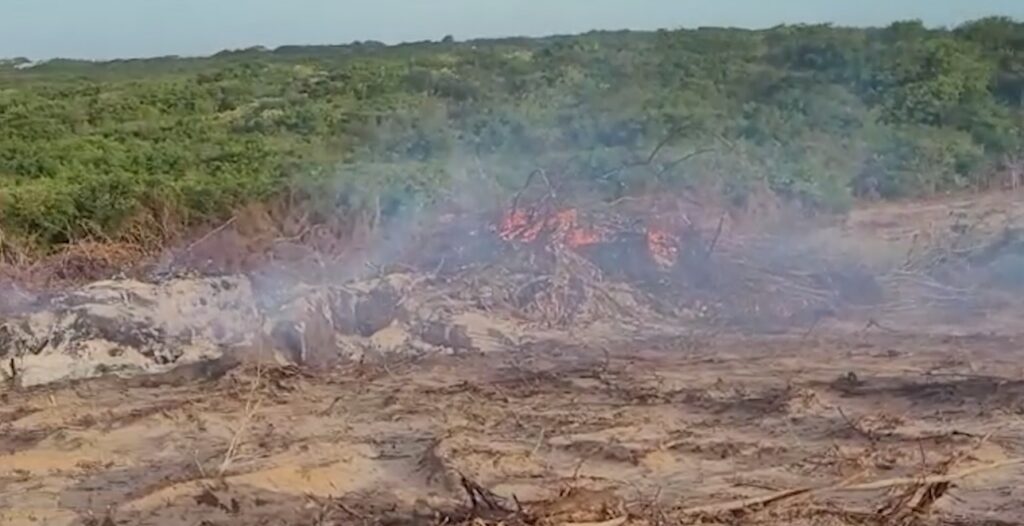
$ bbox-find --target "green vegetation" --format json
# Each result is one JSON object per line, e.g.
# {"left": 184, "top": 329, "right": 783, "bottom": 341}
{"left": 1, "top": 18, "right": 1023, "bottom": 250}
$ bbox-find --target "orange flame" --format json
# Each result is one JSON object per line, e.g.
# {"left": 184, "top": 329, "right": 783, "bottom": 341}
{"left": 646, "top": 226, "right": 678, "bottom": 268}
{"left": 499, "top": 207, "right": 604, "bottom": 248}
{"left": 499, "top": 208, "right": 545, "bottom": 243}
{"left": 563, "top": 227, "right": 604, "bottom": 248}
{"left": 500, "top": 207, "right": 681, "bottom": 265}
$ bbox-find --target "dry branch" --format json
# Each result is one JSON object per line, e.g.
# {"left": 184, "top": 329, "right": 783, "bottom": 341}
{"left": 676, "top": 457, "right": 1024, "bottom": 516}
{"left": 217, "top": 364, "right": 264, "bottom": 478}
{"left": 840, "top": 457, "right": 1024, "bottom": 492}
{"left": 837, "top": 406, "right": 880, "bottom": 445}
{"left": 561, "top": 517, "right": 628, "bottom": 526}
{"left": 460, "top": 472, "right": 509, "bottom": 511}
{"left": 704, "top": 214, "right": 725, "bottom": 261}
{"left": 186, "top": 215, "right": 237, "bottom": 253}
{"left": 676, "top": 486, "right": 820, "bottom": 515}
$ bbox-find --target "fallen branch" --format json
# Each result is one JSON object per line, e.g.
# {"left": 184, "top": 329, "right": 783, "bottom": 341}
{"left": 840, "top": 457, "right": 1024, "bottom": 492}
{"left": 676, "top": 486, "right": 820, "bottom": 515}
{"left": 676, "top": 457, "right": 1024, "bottom": 516}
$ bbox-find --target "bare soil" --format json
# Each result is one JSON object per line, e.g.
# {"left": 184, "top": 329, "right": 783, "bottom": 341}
{"left": 3, "top": 193, "right": 1024, "bottom": 526}
{"left": 2, "top": 330, "right": 1024, "bottom": 526}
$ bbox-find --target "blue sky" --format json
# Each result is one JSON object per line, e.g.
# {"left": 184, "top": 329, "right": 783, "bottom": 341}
{"left": 3, "top": 0, "right": 1023, "bottom": 60}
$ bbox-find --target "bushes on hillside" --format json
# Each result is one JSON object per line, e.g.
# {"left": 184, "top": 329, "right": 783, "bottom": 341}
{"left": 0, "top": 18, "right": 1022, "bottom": 251}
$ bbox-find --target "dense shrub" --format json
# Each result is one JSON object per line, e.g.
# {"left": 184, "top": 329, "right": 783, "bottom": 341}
{"left": 0, "top": 18, "right": 1022, "bottom": 250}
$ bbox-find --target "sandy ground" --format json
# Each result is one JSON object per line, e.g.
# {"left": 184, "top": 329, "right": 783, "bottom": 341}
{"left": 3, "top": 329, "right": 1024, "bottom": 526}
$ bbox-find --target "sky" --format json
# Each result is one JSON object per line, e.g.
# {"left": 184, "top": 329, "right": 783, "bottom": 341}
{"left": 2, "top": 0, "right": 1023, "bottom": 61}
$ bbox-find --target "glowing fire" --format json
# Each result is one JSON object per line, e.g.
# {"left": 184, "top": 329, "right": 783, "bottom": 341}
{"left": 645, "top": 226, "right": 678, "bottom": 268}
{"left": 499, "top": 207, "right": 604, "bottom": 249}
{"left": 499, "top": 206, "right": 679, "bottom": 266}
{"left": 499, "top": 208, "right": 546, "bottom": 243}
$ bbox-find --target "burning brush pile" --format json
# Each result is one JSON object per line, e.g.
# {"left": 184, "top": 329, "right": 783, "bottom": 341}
{"left": 477, "top": 198, "right": 880, "bottom": 330}
{"left": 4, "top": 191, "right": 1020, "bottom": 388}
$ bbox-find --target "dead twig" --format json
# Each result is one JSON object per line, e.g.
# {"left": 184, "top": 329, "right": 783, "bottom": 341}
{"left": 217, "top": 364, "right": 264, "bottom": 478}
{"left": 677, "top": 485, "right": 822, "bottom": 515}
{"left": 837, "top": 406, "right": 880, "bottom": 445}
{"left": 460, "top": 472, "right": 508, "bottom": 511}
{"left": 704, "top": 214, "right": 725, "bottom": 261}
{"left": 561, "top": 517, "right": 628, "bottom": 526}
{"left": 643, "top": 130, "right": 678, "bottom": 165}
{"left": 511, "top": 168, "right": 557, "bottom": 212}
{"left": 186, "top": 215, "right": 237, "bottom": 253}
{"left": 595, "top": 127, "right": 695, "bottom": 183}
{"left": 657, "top": 147, "right": 716, "bottom": 175}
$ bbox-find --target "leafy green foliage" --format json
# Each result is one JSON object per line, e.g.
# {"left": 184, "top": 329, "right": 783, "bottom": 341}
{"left": 0, "top": 18, "right": 1022, "bottom": 249}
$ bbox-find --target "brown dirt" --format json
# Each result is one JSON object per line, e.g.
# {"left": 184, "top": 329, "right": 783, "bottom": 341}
{"left": 2, "top": 331, "right": 1024, "bottom": 525}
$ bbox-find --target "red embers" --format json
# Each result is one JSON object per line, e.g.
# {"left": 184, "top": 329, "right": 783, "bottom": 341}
{"left": 499, "top": 208, "right": 546, "bottom": 243}
{"left": 499, "top": 207, "right": 605, "bottom": 249}
{"left": 500, "top": 206, "right": 680, "bottom": 266}
{"left": 645, "top": 226, "right": 679, "bottom": 268}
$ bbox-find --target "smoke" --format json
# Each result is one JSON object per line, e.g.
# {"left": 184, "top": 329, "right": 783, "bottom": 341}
{"left": 3, "top": 134, "right": 1024, "bottom": 389}
{"left": 3, "top": 90, "right": 1024, "bottom": 386}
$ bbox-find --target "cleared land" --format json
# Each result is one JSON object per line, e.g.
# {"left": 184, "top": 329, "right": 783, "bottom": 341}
{"left": 2, "top": 193, "right": 1024, "bottom": 526}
